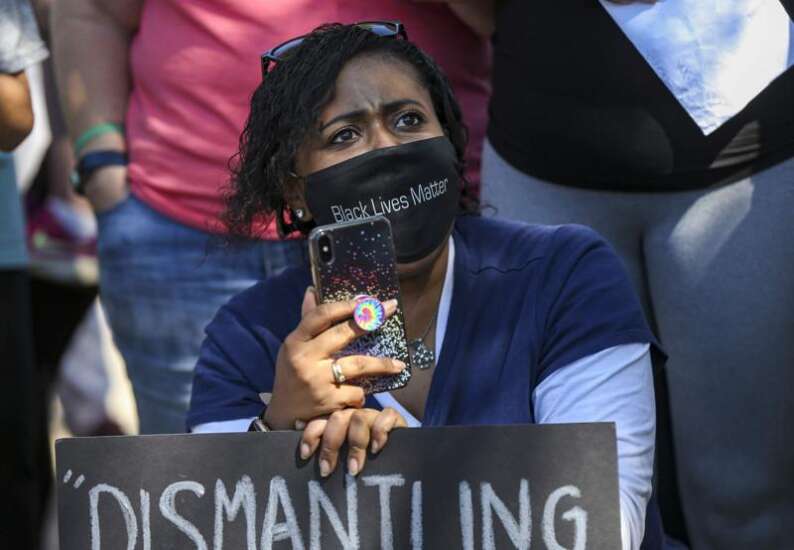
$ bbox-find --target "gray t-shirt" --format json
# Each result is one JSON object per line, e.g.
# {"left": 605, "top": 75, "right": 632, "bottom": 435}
{"left": 0, "top": 0, "right": 49, "bottom": 269}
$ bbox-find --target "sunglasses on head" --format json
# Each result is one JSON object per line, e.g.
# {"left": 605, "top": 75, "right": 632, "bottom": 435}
{"left": 260, "top": 20, "right": 407, "bottom": 80}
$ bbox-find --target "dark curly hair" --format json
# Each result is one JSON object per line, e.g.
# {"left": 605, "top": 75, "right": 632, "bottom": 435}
{"left": 223, "top": 22, "right": 477, "bottom": 239}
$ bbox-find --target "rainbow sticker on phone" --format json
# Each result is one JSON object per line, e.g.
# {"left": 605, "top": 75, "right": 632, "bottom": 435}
{"left": 353, "top": 295, "right": 386, "bottom": 332}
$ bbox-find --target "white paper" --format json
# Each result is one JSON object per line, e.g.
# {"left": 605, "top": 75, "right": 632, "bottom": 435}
{"left": 600, "top": 0, "right": 794, "bottom": 134}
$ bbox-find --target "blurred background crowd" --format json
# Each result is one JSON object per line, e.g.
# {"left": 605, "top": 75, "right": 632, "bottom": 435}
{"left": 2, "top": 1, "right": 792, "bottom": 549}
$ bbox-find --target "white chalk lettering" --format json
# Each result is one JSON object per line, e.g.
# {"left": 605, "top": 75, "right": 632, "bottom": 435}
{"left": 459, "top": 481, "right": 474, "bottom": 550}
{"left": 159, "top": 481, "right": 208, "bottom": 550}
{"left": 362, "top": 474, "right": 405, "bottom": 550}
{"left": 140, "top": 489, "right": 151, "bottom": 550}
{"left": 481, "top": 480, "right": 531, "bottom": 550}
{"left": 410, "top": 481, "right": 423, "bottom": 550}
{"left": 261, "top": 476, "right": 305, "bottom": 550}
{"left": 309, "top": 475, "right": 359, "bottom": 550}
{"left": 542, "top": 485, "right": 587, "bottom": 550}
{"left": 78, "top": 471, "right": 600, "bottom": 549}
{"left": 214, "top": 476, "right": 256, "bottom": 550}
{"left": 89, "top": 483, "right": 138, "bottom": 550}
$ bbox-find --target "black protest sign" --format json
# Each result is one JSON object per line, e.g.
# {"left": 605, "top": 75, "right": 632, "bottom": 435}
{"left": 56, "top": 423, "right": 620, "bottom": 549}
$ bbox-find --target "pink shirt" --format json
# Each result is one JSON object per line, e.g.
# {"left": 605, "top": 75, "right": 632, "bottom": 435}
{"left": 126, "top": 1, "right": 490, "bottom": 238}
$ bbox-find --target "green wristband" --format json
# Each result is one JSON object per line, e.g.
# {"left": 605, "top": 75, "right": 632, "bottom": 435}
{"left": 74, "top": 122, "right": 125, "bottom": 155}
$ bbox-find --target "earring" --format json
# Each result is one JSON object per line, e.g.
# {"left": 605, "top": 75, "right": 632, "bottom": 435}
{"left": 294, "top": 208, "right": 305, "bottom": 220}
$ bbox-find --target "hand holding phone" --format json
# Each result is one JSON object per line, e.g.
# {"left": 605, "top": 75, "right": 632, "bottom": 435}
{"left": 263, "top": 217, "right": 411, "bottom": 430}
{"left": 263, "top": 289, "right": 406, "bottom": 430}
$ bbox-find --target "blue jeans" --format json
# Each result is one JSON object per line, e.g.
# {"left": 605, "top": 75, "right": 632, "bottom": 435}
{"left": 97, "top": 195, "right": 306, "bottom": 434}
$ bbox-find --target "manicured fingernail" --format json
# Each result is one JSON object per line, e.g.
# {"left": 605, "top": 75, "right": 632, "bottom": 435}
{"left": 384, "top": 299, "right": 398, "bottom": 314}
{"left": 294, "top": 419, "right": 306, "bottom": 430}
{"left": 320, "top": 459, "right": 331, "bottom": 477}
{"left": 392, "top": 359, "right": 406, "bottom": 370}
{"left": 348, "top": 457, "right": 359, "bottom": 476}
{"left": 300, "top": 443, "right": 310, "bottom": 460}
{"left": 371, "top": 440, "right": 380, "bottom": 454}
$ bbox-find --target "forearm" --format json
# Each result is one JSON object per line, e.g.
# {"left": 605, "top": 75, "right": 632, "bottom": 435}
{"left": 447, "top": 0, "right": 495, "bottom": 37}
{"left": 51, "top": 0, "right": 141, "bottom": 152}
{"left": 0, "top": 71, "right": 33, "bottom": 151}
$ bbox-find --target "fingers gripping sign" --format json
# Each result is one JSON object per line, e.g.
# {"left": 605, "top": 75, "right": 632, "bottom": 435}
{"left": 299, "top": 408, "right": 408, "bottom": 477}
{"left": 263, "top": 288, "right": 404, "bottom": 430}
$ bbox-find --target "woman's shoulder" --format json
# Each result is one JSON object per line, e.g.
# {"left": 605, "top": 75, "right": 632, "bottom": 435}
{"left": 210, "top": 265, "right": 311, "bottom": 342}
{"left": 453, "top": 215, "right": 657, "bottom": 382}
{"left": 454, "top": 215, "right": 609, "bottom": 272}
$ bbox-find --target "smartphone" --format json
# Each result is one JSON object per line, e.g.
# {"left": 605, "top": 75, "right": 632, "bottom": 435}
{"left": 308, "top": 216, "right": 411, "bottom": 394}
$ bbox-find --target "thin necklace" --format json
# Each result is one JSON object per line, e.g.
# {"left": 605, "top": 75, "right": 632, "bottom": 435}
{"left": 408, "top": 301, "right": 440, "bottom": 371}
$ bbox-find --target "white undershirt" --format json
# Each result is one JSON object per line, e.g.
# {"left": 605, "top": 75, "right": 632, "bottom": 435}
{"left": 193, "top": 236, "right": 655, "bottom": 549}
{"left": 372, "top": 238, "right": 457, "bottom": 427}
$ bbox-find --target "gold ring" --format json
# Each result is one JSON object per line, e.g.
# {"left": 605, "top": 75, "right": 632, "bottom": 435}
{"left": 331, "top": 361, "right": 346, "bottom": 385}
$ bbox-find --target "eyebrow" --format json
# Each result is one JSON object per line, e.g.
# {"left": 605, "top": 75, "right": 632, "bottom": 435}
{"left": 318, "top": 99, "right": 424, "bottom": 131}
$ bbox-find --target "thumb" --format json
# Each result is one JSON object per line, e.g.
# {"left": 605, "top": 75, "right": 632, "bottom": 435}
{"left": 301, "top": 286, "right": 318, "bottom": 318}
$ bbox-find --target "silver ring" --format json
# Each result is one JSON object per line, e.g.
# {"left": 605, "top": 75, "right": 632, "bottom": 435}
{"left": 331, "top": 361, "right": 346, "bottom": 385}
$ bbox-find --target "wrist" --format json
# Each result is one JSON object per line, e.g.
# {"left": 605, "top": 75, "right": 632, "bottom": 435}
{"left": 262, "top": 403, "right": 292, "bottom": 431}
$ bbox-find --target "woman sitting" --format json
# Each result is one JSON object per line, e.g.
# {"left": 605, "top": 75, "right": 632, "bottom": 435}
{"left": 187, "top": 22, "right": 664, "bottom": 550}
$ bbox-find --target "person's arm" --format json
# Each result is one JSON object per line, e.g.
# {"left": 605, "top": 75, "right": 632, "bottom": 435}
{"left": 0, "top": 71, "right": 34, "bottom": 150}
{"left": 533, "top": 343, "right": 655, "bottom": 550}
{"left": 0, "top": 0, "right": 48, "bottom": 150}
{"left": 51, "top": 0, "right": 142, "bottom": 211}
{"left": 532, "top": 224, "right": 662, "bottom": 549}
{"left": 187, "top": 284, "right": 404, "bottom": 432}
{"left": 414, "top": 0, "right": 496, "bottom": 37}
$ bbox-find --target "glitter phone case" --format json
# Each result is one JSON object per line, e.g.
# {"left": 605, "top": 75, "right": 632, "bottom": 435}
{"left": 308, "top": 216, "right": 411, "bottom": 394}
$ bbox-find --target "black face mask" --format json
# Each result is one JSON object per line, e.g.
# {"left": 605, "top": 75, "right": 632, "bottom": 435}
{"left": 304, "top": 136, "right": 461, "bottom": 263}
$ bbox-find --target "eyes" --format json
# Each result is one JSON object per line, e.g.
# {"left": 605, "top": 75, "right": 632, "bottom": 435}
{"left": 395, "top": 112, "right": 422, "bottom": 129}
{"left": 328, "top": 111, "right": 426, "bottom": 145}
{"left": 330, "top": 128, "right": 357, "bottom": 145}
